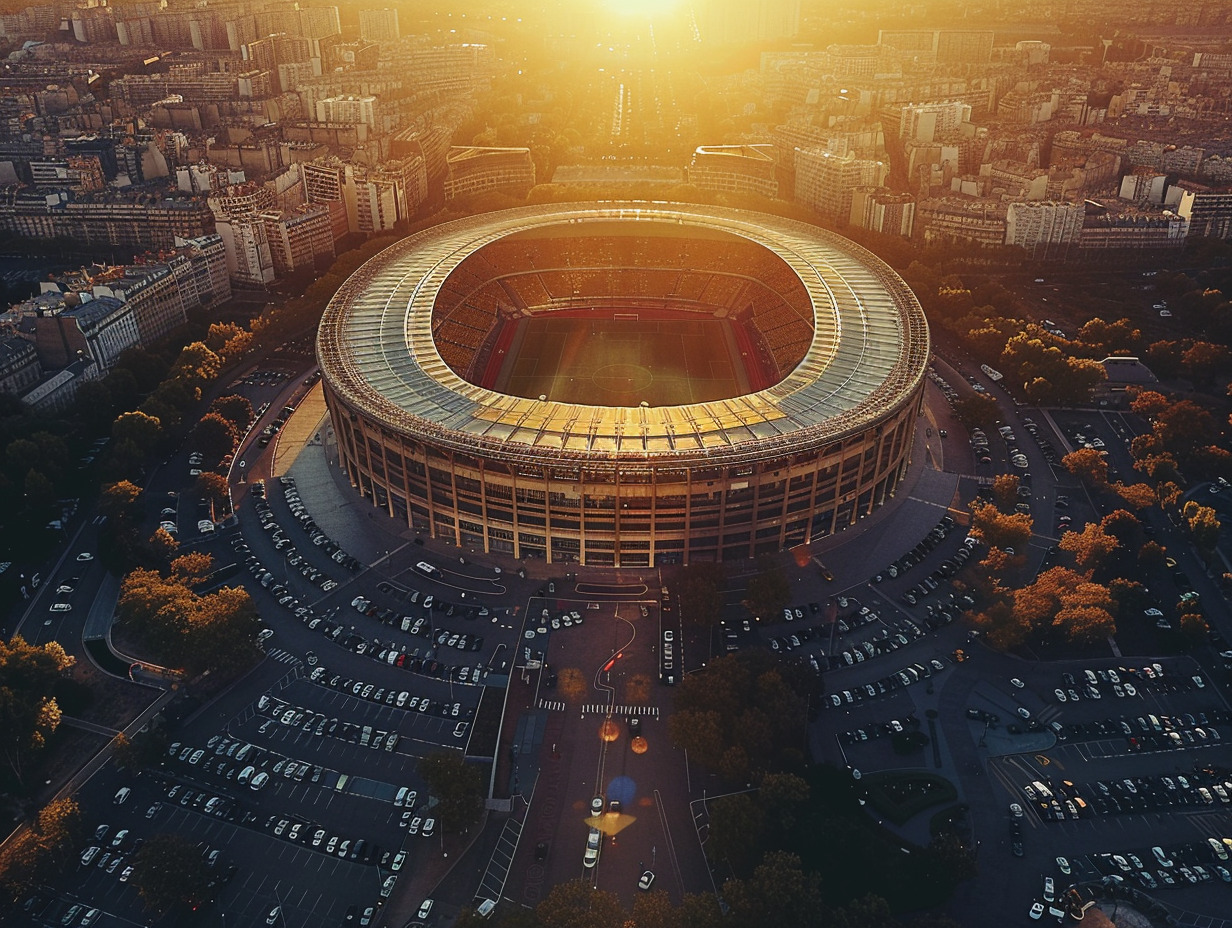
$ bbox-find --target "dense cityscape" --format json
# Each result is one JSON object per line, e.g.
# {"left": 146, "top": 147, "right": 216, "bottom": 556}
{"left": 1, "top": 1, "right": 1232, "bottom": 927}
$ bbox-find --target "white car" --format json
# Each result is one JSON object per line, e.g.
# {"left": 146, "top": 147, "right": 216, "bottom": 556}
{"left": 1029, "top": 902, "right": 1044, "bottom": 920}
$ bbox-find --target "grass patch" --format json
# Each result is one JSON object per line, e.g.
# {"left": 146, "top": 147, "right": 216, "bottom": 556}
{"left": 863, "top": 771, "right": 958, "bottom": 826}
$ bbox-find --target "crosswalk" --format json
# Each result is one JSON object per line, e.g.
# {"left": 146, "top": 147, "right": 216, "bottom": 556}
{"left": 264, "top": 647, "right": 299, "bottom": 665}
{"left": 536, "top": 700, "right": 661, "bottom": 717}
{"left": 582, "top": 704, "right": 660, "bottom": 717}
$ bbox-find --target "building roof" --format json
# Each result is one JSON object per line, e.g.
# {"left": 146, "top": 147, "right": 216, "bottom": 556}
{"left": 318, "top": 202, "right": 929, "bottom": 467}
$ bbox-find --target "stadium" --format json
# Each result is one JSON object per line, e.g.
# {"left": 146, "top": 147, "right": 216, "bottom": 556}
{"left": 317, "top": 202, "right": 929, "bottom": 567}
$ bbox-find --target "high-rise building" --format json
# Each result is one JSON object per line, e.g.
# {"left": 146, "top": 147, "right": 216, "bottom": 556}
{"left": 358, "top": 8, "right": 399, "bottom": 43}
{"left": 688, "top": 145, "right": 778, "bottom": 199}
{"left": 899, "top": 102, "right": 972, "bottom": 143}
{"left": 444, "top": 147, "right": 535, "bottom": 203}
{"left": 0, "top": 336, "right": 41, "bottom": 397}
{"left": 314, "top": 94, "right": 380, "bottom": 130}
{"left": 793, "top": 148, "right": 886, "bottom": 223}
{"left": 1005, "top": 201, "right": 1085, "bottom": 260}
{"left": 303, "top": 156, "right": 426, "bottom": 235}
{"left": 1175, "top": 187, "right": 1232, "bottom": 240}
{"left": 215, "top": 216, "right": 276, "bottom": 285}
{"left": 261, "top": 205, "right": 335, "bottom": 276}
{"left": 849, "top": 187, "right": 915, "bottom": 238}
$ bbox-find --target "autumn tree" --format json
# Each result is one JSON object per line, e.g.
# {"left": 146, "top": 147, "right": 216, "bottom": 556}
{"left": 195, "top": 471, "right": 230, "bottom": 514}
{"left": 967, "top": 500, "right": 1033, "bottom": 552}
{"left": 1181, "top": 341, "right": 1232, "bottom": 388}
{"left": 1058, "top": 522, "right": 1121, "bottom": 574}
{"left": 952, "top": 393, "right": 999, "bottom": 429}
{"left": 0, "top": 636, "right": 75, "bottom": 788}
{"left": 190, "top": 413, "right": 237, "bottom": 464}
{"left": 208, "top": 394, "right": 253, "bottom": 433}
{"left": 1112, "top": 482, "right": 1156, "bottom": 510}
{"left": 992, "top": 474, "right": 1021, "bottom": 510}
{"left": 1183, "top": 502, "right": 1222, "bottom": 553}
{"left": 1011, "top": 568, "right": 1116, "bottom": 644}
{"left": 1062, "top": 449, "right": 1108, "bottom": 488}
{"left": 116, "top": 561, "right": 258, "bottom": 674}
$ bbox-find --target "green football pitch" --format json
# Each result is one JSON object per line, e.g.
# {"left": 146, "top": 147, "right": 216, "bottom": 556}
{"left": 494, "top": 315, "right": 749, "bottom": 407}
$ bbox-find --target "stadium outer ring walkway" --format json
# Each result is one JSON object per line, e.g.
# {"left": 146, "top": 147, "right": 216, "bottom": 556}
{"left": 317, "top": 201, "right": 930, "bottom": 567}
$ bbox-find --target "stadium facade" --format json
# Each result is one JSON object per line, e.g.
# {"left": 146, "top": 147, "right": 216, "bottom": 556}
{"left": 317, "top": 202, "right": 929, "bottom": 567}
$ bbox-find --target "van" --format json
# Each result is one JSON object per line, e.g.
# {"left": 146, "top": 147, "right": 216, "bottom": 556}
{"left": 415, "top": 561, "right": 440, "bottom": 577}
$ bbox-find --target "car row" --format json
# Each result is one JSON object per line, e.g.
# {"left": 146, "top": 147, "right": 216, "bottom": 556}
{"left": 310, "top": 665, "right": 472, "bottom": 724}
{"left": 826, "top": 658, "right": 948, "bottom": 707}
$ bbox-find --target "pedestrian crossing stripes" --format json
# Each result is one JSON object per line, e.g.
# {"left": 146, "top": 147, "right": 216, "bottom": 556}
{"left": 264, "top": 647, "right": 299, "bottom": 664}
{"left": 538, "top": 700, "right": 566, "bottom": 712}
{"left": 582, "top": 704, "right": 660, "bottom": 717}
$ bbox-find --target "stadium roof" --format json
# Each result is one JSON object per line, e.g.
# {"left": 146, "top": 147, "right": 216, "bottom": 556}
{"left": 318, "top": 202, "right": 929, "bottom": 466}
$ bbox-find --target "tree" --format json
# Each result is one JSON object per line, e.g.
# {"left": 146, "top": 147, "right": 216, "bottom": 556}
{"left": 952, "top": 394, "right": 999, "bottom": 429}
{"left": 1112, "top": 482, "right": 1156, "bottom": 510}
{"left": 1062, "top": 449, "right": 1108, "bottom": 488}
{"left": 675, "top": 562, "right": 726, "bottom": 628}
{"left": 1181, "top": 341, "right": 1232, "bottom": 388}
{"left": 536, "top": 880, "right": 624, "bottom": 928}
{"left": 190, "top": 413, "right": 237, "bottom": 464}
{"left": 36, "top": 797, "right": 83, "bottom": 868}
{"left": 208, "top": 394, "right": 253, "bottom": 433}
{"left": 967, "top": 500, "right": 1032, "bottom": 552}
{"left": 129, "top": 834, "right": 212, "bottom": 914}
{"left": 1058, "top": 522, "right": 1121, "bottom": 574}
{"left": 707, "top": 792, "right": 766, "bottom": 875}
{"left": 1183, "top": 502, "right": 1221, "bottom": 552}
{"left": 0, "top": 636, "right": 75, "bottom": 788}
{"left": 111, "top": 410, "right": 162, "bottom": 458}
{"left": 743, "top": 557, "right": 789, "bottom": 621}
{"left": 99, "top": 480, "right": 142, "bottom": 523}
{"left": 722, "top": 851, "right": 824, "bottom": 928}
{"left": 992, "top": 474, "right": 1020, "bottom": 510}
{"left": 195, "top": 471, "right": 230, "bottom": 514}
{"left": 418, "top": 752, "right": 483, "bottom": 832}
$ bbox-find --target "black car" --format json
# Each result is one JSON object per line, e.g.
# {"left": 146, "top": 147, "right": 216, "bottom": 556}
{"left": 535, "top": 842, "right": 548, "bottom": 861}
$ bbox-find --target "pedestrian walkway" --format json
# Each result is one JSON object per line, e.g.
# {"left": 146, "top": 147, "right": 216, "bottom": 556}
{"left": 537, "top": 700, "right": 566, "bottom": 712}
{"left": 474, "top": 815, "right": 522, "bottom": 905}
{"left": 580, "top": 704, "right": 659, "bottom": 717}
{"left": 263, "top": 647, "right": 299, "bottom": 665}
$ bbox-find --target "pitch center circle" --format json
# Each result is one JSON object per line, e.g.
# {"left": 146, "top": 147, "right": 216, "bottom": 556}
{"left": 592, "top": 363, "right": 654, "bottom": 393}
